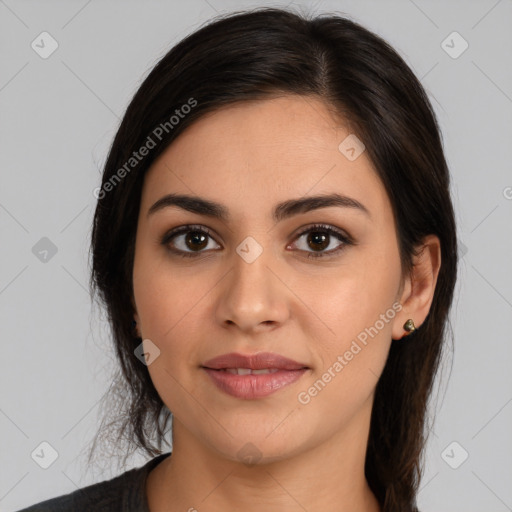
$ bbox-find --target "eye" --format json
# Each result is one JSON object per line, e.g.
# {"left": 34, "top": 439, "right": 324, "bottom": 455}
{"left": 161, "top": 223, "right": 353, "bottom": 259}
{"left": 161, "top": 225, "right": 221, "bottom": 258}
{"left": 289, "top": 223, "right": 353, "bottom": 259}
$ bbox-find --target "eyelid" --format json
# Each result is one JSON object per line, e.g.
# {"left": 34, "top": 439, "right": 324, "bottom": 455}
{"left": 290, "top": 223, "right": 351, "bottom": 243}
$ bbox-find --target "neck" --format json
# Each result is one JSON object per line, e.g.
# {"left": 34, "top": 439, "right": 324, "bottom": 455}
{"left": 146, "top": 399, "right": 381, "bottom": 512}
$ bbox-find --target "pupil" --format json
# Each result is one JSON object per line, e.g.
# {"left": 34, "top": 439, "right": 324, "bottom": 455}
{"left": 308, "top": 231, "right": 328, "bottom": 251}
{"left": 186, "top": 231, "right": 208, "bottom": 250}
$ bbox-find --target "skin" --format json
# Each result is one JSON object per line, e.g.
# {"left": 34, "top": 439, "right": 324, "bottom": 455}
{"left": 132, "top": 95, "right": 441, "bottom": 511}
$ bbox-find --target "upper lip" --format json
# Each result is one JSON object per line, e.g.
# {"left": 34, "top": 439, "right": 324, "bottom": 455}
{"left": 202, "top": 352, "right": 308, "bottom": 370}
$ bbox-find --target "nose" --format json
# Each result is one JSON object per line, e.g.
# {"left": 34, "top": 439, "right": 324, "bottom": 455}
{"left": 215, "top": 242, "right": 290, "bottom": 334}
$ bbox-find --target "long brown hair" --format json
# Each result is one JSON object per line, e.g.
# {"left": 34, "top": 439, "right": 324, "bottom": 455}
{"left": 88, "top": 7, "right": 458, "bottom": 511}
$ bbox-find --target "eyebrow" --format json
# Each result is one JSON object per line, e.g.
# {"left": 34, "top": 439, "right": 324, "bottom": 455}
{"left": 147, "top": 192, "right": 371, "bottom": 222}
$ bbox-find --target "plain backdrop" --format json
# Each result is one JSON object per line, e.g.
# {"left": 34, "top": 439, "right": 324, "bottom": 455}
{"left": 1, "top": 1, "right": 511, "bottom": 511}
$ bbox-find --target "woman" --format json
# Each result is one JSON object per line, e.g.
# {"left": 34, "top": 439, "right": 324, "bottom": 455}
{"left": 19, "top": 6, "right": 457, "bottom": 512}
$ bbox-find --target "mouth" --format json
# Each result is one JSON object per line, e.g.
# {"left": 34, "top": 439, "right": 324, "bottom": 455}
{"left": 202, "top": 351, "right": 309, "bottom": 371}
{"left": 201, "top": 352, "right": 310, "bottom": 399}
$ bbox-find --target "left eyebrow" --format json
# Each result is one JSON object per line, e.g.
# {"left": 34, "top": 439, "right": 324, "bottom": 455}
{"left": 147, "top": 192, "right": 371, "bottom": 222}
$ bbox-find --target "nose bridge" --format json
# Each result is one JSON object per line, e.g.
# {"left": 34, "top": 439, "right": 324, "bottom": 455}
{"left": 217, "top": 233, "right": 288, "bottom": 330}
{"left": 230, "top": 234, "right": 276, "bottom": 302}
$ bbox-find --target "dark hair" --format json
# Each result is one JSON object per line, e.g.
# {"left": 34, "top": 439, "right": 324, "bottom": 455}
{"left": 88, "top": 6, "right": 457, "bottom": 511}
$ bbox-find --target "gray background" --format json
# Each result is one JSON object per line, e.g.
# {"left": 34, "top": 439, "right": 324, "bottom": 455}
{"left": 1, "top": 0, "right": 511, "bottom": 511}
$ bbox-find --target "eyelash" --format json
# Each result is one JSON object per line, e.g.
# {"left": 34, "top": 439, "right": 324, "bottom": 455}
{"left": 161, "top": 223, "right": 354, "bottom": 260}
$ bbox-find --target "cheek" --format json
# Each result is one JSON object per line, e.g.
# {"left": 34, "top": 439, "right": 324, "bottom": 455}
{"left": 133, "top": 240, "right": 212, "bottom": 340}
{"left": 296, "top": 244, "right": 401, "bottom": 391}
{"left": 294, "top": 281, "right": 397, "bottom": 432}
{"left": 300, "top": 247, "right": 400, "bottom": 339}
{"left": 132, "top": 251, "right": 222, "bottom": 411}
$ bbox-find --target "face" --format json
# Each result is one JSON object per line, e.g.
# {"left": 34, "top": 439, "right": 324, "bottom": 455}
{"left": 132, "top": 95, "right": 407, "bottom": 464}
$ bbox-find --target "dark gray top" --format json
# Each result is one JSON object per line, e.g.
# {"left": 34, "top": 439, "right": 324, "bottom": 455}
{"left": 16, "top": 452, "right": 171, "bottom": 512}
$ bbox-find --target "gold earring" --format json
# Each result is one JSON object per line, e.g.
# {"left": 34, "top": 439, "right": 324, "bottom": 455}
{"left": 403, "top": 319, "right": 416, "bottom": 336}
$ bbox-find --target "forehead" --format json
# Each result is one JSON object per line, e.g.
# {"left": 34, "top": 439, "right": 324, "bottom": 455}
{"left": 140, "top": 95, "right": 390, "bottom": 223}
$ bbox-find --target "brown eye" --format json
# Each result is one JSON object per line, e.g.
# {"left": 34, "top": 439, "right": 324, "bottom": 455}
{"left": 161, "top": 223, "right": 353, "bottom": 260}
{"left": 184, "top": 231, "right": 209, "bottom": 251}
{"left": 290, "top": 224, "right": 353, "bottom": 259}
{"left": 306, "top": 231, "right": 330, "bottom": 252}
{"left": 161, "top": 225, "right": 220, "bottom": 258}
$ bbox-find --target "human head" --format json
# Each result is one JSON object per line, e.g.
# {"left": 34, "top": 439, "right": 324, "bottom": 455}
{"left": 89, "top": 7, "right": 457, "bottom": 511}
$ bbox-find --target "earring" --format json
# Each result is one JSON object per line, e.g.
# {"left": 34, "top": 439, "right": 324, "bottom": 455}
{"left": 402, "top": 319, "right": 416, "bottom": 336}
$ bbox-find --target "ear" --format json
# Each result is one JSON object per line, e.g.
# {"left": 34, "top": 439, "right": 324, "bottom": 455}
{"left": 392, "top": 234, "right": 441, "bottom": 340}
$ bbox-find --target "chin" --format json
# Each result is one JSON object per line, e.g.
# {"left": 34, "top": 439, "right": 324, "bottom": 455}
{"left": 203, "top": 427, "right": 310, "bottom": 467}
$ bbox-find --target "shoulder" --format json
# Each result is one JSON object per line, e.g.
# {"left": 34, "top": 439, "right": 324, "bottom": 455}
{"left": 16, "top": 452, "right": 171, "bottom": 512}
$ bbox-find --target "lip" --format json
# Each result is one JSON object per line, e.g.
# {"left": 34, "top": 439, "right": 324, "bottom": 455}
{"left": 201, "top": 352, "right": 309, "bottom": 400}
{"left": 202, "top": 352, "right": 308, "bottom": 371}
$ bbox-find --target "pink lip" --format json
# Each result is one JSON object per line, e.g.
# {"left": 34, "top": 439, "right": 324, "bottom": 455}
{"left": 201, "top": 352, "right": 309, "bottom": 400}
{"left": 202, "top": 352, "right": 307, "bottom": 371}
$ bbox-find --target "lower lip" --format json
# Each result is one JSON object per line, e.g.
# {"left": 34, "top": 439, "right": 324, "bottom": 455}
{"left": 202, "top": 368, "right": 308, "bottom": 399}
